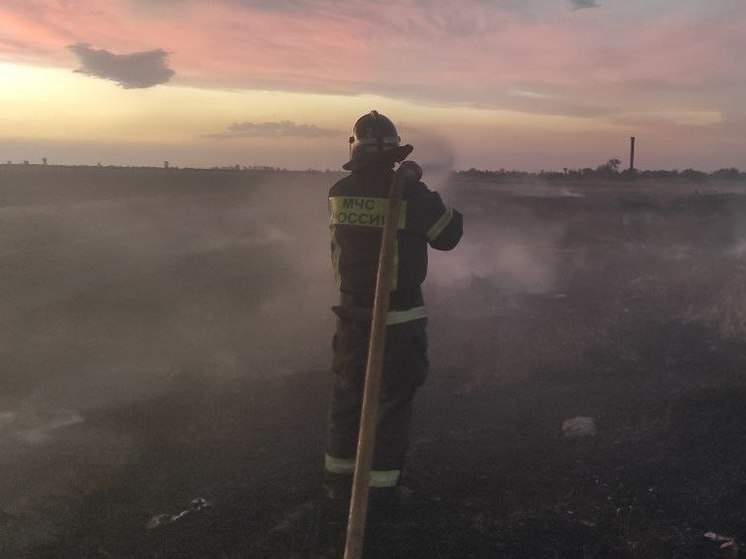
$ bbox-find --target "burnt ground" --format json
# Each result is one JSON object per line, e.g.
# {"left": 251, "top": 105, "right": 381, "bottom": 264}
{"left": 1, "top": 166, "right": 746, "bottom": 558}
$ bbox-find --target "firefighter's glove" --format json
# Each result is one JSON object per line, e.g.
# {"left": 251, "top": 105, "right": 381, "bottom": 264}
{"left": 398, "top": 160, "right": 422, "bottom": 181}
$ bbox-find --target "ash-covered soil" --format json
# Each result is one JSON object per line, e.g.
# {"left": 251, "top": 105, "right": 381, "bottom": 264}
{"left": 1, "top": 166, "right": 745, "bottom": 558}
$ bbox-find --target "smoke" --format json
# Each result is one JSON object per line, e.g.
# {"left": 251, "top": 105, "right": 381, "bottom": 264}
{"left": 387, "top": 128, "right": 565, "bottom": 317}
{"left": 401, "top": 127, "right": 456, "bottom": 190}
{"left": 0, "top": 165, "right": 569, "bottom": 436}
{"left": 435, "top": 235, "right": 559, "bottom": 294}
{"left": 0, "top": 168, "right": 344, "bottom": 552}
{"left": 728, "top": 203, "right": 746, "bottom": 260}
{"left": 428, "top": 195, "right": 564, "bottom": 319}
{"left": 0, "top": 406, "right": 83, "bottom": 445}
{"left": 8, "top": 166, "right": 746, "bottom": 556}
{"left": 67, "top": 43, "right": 175, "bottom": 89}
{"left": 0, "top": 169, "right": 338, "bottom": 413}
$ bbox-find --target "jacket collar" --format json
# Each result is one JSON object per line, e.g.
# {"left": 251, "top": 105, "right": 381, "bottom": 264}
{"left": 342, "top": 144, "right": 414, "bottom": 171}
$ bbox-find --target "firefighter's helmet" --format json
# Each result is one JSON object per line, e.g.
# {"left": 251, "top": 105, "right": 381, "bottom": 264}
{"left": 343, "top": 110, "right": 413, "bottom": 170}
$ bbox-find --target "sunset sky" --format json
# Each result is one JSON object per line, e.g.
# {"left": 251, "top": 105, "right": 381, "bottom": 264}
{"left": 1, "top": 0, "right": 744, "bottom": 171}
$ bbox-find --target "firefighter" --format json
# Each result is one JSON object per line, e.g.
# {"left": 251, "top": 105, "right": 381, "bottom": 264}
{"left": 324, "top": 110, "right": 463, "bottom": 508}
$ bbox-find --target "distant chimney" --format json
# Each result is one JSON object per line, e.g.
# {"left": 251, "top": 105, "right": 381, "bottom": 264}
{"left": 42, "top": 157, "right": 47, "bottom": 165}
{"left": 164, "top": 160, "right": 169, "bottom": 169}
{"left": 629, "top": 136, "right": 636, "bottom": 171}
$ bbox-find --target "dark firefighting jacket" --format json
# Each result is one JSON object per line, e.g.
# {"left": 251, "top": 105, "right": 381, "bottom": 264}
{"left": 328, "top": 162, "right": 463, "bottom": 323}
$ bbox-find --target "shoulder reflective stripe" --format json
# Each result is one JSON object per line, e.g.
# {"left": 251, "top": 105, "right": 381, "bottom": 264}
{"left": 426, "top": 207, "right": 454, "bottom": 241}
{"left": 386, "top": 306, "right": 427, "bottom": 325}
{"left": 369, "top": 469, "right": 401, "bottom": 488}
{"left": 329, "top": 197, "right": 406, "bottom": 229}
{"left": 325, "top": 454, "right": 355, "bottom": 474}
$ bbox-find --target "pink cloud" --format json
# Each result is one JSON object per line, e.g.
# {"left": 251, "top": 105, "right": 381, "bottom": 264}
{"left": 1, "top": 0, "right": 744, "bottom": 128}
{"left": 0, "top": 2, "right": 76, "bottom": 56}
{"left": 166, "top": 2, "right": 374, "bottom": 89}
{"left": 580, "top": 15, "right": 746, "bottom": 84}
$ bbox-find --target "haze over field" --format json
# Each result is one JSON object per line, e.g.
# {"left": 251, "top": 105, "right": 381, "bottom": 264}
{"left": 2, "top": 1, "right": 745, "bottom": 171}
{"left": 0, "top": 168, "right": 338, "bottom": 409}
{"left": 2, "top": 166, "right": 746, "bottom": 557}
{"left": 0, "top": 164, "right": 565, "bottom": 410}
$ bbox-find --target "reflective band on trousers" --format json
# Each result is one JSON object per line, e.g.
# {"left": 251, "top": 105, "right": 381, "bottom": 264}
{"left": 324, "top": 454, "right": 401, "bottom": 488}
{"left": 369, "top": 469, "right": 401, "bottom": 488}
{"left": 387, "top": 306, "right": 427, "bottom": 325}
{"left": 325, "top": 454, "right": 355, "bottom": 474}
{"left": 427, "top": 207, "right": 454, "bottom": 241}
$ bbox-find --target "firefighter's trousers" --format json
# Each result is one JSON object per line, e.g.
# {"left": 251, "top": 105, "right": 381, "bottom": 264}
{"left": 324, "top": 308, "right": 428, "bottom": 499}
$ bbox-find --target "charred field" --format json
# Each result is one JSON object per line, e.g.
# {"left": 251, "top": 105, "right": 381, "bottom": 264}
{"left": 1, "top": 165, "right": 746, "bottom": 558}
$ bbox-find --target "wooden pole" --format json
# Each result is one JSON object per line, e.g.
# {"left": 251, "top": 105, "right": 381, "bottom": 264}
{"left": 342, "top": 163, "right": 413, "bottom": 559}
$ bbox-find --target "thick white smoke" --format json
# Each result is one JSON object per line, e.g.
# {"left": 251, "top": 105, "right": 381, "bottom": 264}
{"left": 0, "top": 169, "right": 338, "bottom": 414}
{"left": 0, "top": 168, "right": 340, "bottom": 553}
{"left": 428, "top": 184, "right": 565, "bottom": 319}
{"left": 400, "top": 127, "right": 456, "bottom": 191}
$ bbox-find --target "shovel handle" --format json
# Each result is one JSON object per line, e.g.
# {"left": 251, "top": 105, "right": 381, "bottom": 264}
{"left": 342, "top": 163, "right": 415, "bottom": 559}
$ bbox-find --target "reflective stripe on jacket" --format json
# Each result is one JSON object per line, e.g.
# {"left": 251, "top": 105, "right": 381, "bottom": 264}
{"left": 329, "top": 162, "right": 463, "bottom": 314}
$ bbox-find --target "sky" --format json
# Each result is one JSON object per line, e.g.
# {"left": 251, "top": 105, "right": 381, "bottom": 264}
{"left": 0, "top": 0, "right": 744, "bottom": 171}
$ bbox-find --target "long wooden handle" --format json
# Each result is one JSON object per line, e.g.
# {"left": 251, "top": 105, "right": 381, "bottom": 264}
{"left": 342, "top": 165, "right": 410, "bottom": 559}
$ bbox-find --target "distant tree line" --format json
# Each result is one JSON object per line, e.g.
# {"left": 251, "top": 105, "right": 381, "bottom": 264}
{"left": 212, "top": 164, "right": 289, "bottom": 171}
{"left": 3, "top": 158, "right": 743, "bottom": 181}
{"left": 458, "top": 159, "right": 745, "bottom": 183}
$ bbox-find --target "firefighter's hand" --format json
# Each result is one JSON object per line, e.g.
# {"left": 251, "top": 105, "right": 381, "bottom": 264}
{"left": 397, "top": 160, "right": 422, "bottom": 181}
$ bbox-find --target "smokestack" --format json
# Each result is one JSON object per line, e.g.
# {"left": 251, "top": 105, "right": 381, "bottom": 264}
{"left": 629, "top": 136, "right": 636, "bottom": 171}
